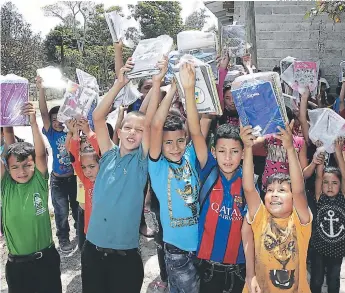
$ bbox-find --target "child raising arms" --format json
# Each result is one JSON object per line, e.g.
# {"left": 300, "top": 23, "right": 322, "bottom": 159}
{"left": 240, "top": 121, "right": 312, "bottom": 293}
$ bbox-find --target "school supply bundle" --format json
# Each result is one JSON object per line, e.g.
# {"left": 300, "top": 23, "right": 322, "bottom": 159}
{"left": 105, "top": 11, "right": 135, "bottom": 48}
{"left": 280, "top": 56, "right": 296, "bottom": 77}
{"left": 231, "top": 72, "right": 288, "bottom": 136}
{"left": 127, "top": 35, "right": 173, "bottom": 79}
{"left": 0, "top": 74, "right": 30, "bottom": 127}
{"left": 173, "top": 55, "right": 222, "bottom": 115}
{"left": 293, "top": 61, "right": 318, "bottom": 93}
{"left": 36, "top": 66, "right": 67, "bottom": 89}
{"left": 177, "top": 31, "right": 218, "bottom": 80}
{"left": 221, "top": 24, "right": 246, "bottom": 57}
{"left": 308, "top": 108, "right": 345, "bottom": 153}
{"left": 112, "top": 82, "right": 141, "bottom": 108}
{"left": 340, "top": 61, "right": 345, "bottom": 82}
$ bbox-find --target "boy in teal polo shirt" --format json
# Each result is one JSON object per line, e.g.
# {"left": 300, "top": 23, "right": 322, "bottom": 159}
{"left": 1, "top": 103, "right": 62, "bottom": 293}
{"left": 81, "top": 57, "right": 168, "bottom": 293}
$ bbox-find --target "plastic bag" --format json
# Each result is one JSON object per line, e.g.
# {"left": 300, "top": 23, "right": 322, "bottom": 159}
{"left": 173, "top": 55, "right": 222, "bottom": 115}
{"left": 0, "top": 74, "right": 30, "bottom": 127}
{"left": 231, "top": 72, "right": 288, "bottom": 136}
{"left": 283, "top": 93, "right": 299, "bottom": 111}
{"left": 308, "top": 108, "right": 345, "bottom": 153}
{"left": 221, "top": 25, "right": 247, "bottom": 57}
{"left": 105, "top": 11, "right": 135, "bottom": 48}
{"left": 340, "top": 61, "right": 345, "bottom": 83}
{"left": 76, "top": 69, "right": 99, "bottom": 94}
{"left": 36, "top": 66, "right": 67, "bottom": 89}
{"left": 177, "top": 31, "right": 218, "bottom": 80}
{"left": 113, "top": 81, "right": 142, "bottom": 108}
{"left": 57, "top": 80, "right": 98, "bottom": 123}
{"left": 280, "top": 56, "right": 296, "bottom": 75}
{"left": 106, "top": 107, "right": 119, "bottom": 126}
{"left": 127, "top": 35, "right": 173, "bottom": 79}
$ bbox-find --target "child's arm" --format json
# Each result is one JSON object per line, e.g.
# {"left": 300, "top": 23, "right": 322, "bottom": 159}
{"left": 36, "top": 77, "right": 51, "bottom": 132}
{"left": 240, "top": 126, "right": 262, "bottom": 219}
{"left": 139, "top": 88, "right": 154, "bottom": 114}
{"left": 149, "top": 80, "right": 177, "bottom": 160}
{"left": 93, "top": 59, "right": 133, "bottom": 155}
{"left": 23, "top": 102, "right": 48, "bottom": 175}
{"left": 216, "top": 55, "right": 230, "bottom": 111}
{"left": 335, "top": 137, "right": 345, "bottom": 194}
{"left": 242, "top": 220, "right": 261, "bottom": 293}
{"left": 77, "top": 118, "right": 100, "bottom": 154}
{"left": 303, "top": 149, "right": 325, "bottom": 179}
{"left": 181, "top": 63, "right": 208, "bottom": 169}
{"left": 276, "top": 121, "right": 310, "bottom": 224}
{"left": 65, "top": 131, "right": 73, "bottom": 152}
{"left": 298, "top": 89, "right": 310, "bottom": 143}
{"left": 112, "top": 106, "right": 125, "bottom": 146}
{"left": 114, "top": 40, "right": 124, "bottom": 78}
{"left": 315, "top": 163, "right": 324, "bottom": 202}
{"left": 141, "top": 58, "right": 168, "bottom": 157}
{"left": 1, "top": 127, "right": 16, "bottom": 178}
{"left": 200, "top": 115, "right": 214, "bottom": 139}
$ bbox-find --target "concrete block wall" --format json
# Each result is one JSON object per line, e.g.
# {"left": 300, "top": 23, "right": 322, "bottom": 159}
{"left": 233, "top": 1, "right": 345, "bottom": 92}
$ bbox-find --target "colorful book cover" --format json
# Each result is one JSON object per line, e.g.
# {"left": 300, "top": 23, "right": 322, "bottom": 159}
{"left": 0, "top": 75, "right": 30, "bottom": 127}
{"left": 231, "top": 81, "right": 286, "bottom": 136}
{"left": 293, "top": 61, "right": 318, "bottom": 92}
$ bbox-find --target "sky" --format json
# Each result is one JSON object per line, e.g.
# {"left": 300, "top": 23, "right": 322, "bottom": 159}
{"left": 6, "top": 0, "right": 218, "bottom": 37}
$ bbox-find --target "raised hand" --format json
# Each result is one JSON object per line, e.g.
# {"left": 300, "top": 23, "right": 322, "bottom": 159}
{"left": 77, "top": 117, "right": 91, "bottom": 135}
{"left": 152, "top": 56, "right": 168, "bottom": 82}
{"left": 274, "top": 120, "right": 295, "bottom": 151}
{"left": 21, "top": 102, "right": 36, "bottom": 125}
{"left": 179, "top": 62, "right": 196, "bottom": 91}
{"left": 66, "top": 118, "right": 77, "bottom": 135}
{"left": 35, "top": 76, "right": 43, "bottom": 90}
{"left": 118, "top": 57, "right": 134, "bottom": 85}
{"left": 335, "top": 136, "right": 345, "bottom": 154}
{"left": 240, "top": 125, "right": 256, "bottom": 148}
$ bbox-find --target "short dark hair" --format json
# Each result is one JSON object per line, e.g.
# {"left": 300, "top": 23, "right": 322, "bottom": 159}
{"left": 272, "top": 66, "right": 281, "bottom": 75}
{"left": 285, "top": 107, "right": 295, "bottom": 123}
{"left": 324, "top": 166, "right": 341, "bottom": 181}
{"left": 266, "top": 173, "right": 291, "bottom": 188}
{"left": 138, "top": 78, "right": 151, "bottom": 92}
{"left": 48, "top": 106, "right": 60, "bottom": 120}
{"left": 5, "top": 142, "right": 35, "bottom": 165}
{"left": 215, "top": 124, "right": 243, "bottom": 148}
{"left": 163, "top": 114, "right": 185, "bottom": 131}
{"left": 223, "top": 85, "right": 231, "bottom": 96}
{"left": 80, "top": 147, "right": 100, "bottom": 163}
{"left": 106, "top": 123, "right": 114, "bottom": 139}
{"left": 120, "top": 111, "right": 145, "bottom": 128}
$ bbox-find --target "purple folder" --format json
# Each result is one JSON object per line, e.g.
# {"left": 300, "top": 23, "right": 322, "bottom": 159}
{"left": 1, "top": 75, "right": 29, "bottom": 126}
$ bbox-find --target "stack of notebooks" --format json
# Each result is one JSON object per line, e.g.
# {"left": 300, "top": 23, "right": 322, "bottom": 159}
{"left": 0, "top": 74, "right": 30, "bottom": 127}
{"left": 221, "top": 24, "right": 246, "bottom": 57}
{"left": 177, "top": 31, "right": 218, "bottom": 80}
{"left": 231, "top": 72, "right": 288, "bottom": 136}
{"left": 308, "top": 108, "right": 345, "bottom": 153}
{"left": 127, "top": 35, "right": 173, "bottom": 80}
{"left": 173, "top": 59, "right": 222, "bottom": 115}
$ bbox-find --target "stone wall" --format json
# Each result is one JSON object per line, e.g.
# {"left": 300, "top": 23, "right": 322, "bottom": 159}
{"left": 233, "top": 1, "right": 345, "bottom": 92}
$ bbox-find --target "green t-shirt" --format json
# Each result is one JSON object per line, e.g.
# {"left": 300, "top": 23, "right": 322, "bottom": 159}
{"left": 1, "top": 168, "right": 53, "bottom": 255}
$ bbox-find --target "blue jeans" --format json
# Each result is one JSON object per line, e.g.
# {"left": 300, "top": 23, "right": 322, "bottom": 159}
{"left": 50, "top": 173, "right": 78, "bottom": 241}
{"left": 164, "top": 245, "right": 200, "bottom": 293}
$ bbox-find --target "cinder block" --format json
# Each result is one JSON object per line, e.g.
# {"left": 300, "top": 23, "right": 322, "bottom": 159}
{"left": 326, "top": 40, "right": 345, "bottom": 50}
{"left": 257, "top": 31, "right": 276, "bottom": 40}
{"left": 273, "top": 7, "right": 292, "bottom": 14}
{"left": 255, "top": 6, "right": 273, "bottom": 15}
{"left": 258, "top": 58, "right": 281, "bottom": 69}
{"left": 256, "top": 23, "right": 282, "bottom": 32}
{"left": 289, "top": 5, "right": 310, "bottom": 15}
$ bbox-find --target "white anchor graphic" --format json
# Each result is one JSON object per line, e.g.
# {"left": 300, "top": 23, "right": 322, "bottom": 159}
{"left": 320, "top": 210, "right": 345, "bottom": 238}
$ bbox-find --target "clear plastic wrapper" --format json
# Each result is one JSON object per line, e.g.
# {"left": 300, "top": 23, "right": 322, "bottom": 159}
{"left": 165, "top": 50, "right": 181, "bottom": 83}
{"left": 283, "top": 93, "right": 299, "bottom": 111}
{"left": 57, "top": 80, "right": 98, "bottom": 123}
{"left": 173, "top": 55, "right": 222, "bottom": 115}
{"left": 127, "top": 35, "right": 173, "bottom": 79}
{"left": 231, "top": 72, "right": 288, "bottom": 136}
{"left": 221, "top": 25, "right": 246, "bottom": 57}
{"left": 340, "top": 61, "right": 345, "bottom": 83}
{"left": 177, "top": 31, "right": 218, "bottom": 80}
{"left": 308, "top": 108, "right": 345, "bottom": 153}
{"left": 105, "top": 11, "right": 135, "bottom": 48}
{"left": 112, "top": 81, "right": 142, "bottom": 108}
{"left": 280, "top": 56, "right": 296, "bottom": 75}
{"left": 224, "top": 65, "right": 245, "bottom": 84}
{"left": 76, "top": 69, "right": 99, "bottom": 94}
{"left": 106, "top": 107, "right": 119, "bottom": 126}
{"left": 36, "top": 66, "right": 67, "bottom": 89}
{"left": 0, "top": 74, "right": 30, "bottom": 127}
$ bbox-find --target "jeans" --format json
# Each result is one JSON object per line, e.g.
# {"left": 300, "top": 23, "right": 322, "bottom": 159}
{"left": 310, "top": 250, "right": 343, "bottom": 293}
{"left": 81, "top": 240, "right": 144, "bottom": 293}
{"left": 164, "top": 246, "right": 200, "bottom": 293}
{"left": 77, "top": 206, "right": 86, "bottom": 251}
{"left": 6, "top": 246, "right": 62, "bottom": 293}
{"left": 50, "top": 173, "right": 78, "bottom": 241}
{"left": 199, "top": 261, "right": 245, "bottom": 293}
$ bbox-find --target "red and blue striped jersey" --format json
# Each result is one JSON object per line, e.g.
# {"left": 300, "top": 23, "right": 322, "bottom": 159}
{"left": 197, "top": 166, "right": 246, "bottom": 264}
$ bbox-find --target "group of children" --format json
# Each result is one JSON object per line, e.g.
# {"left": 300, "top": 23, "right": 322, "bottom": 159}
{"left": 1, "top": 39, "right": 345, "bottom": 293}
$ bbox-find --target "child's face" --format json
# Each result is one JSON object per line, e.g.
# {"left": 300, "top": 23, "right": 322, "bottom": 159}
{"left": 8, "top": 154, "right": 35, "bottom": 184}
{"left": 224, "top": 90, "right": 236, "bottom": 112}
{"left": 265, "top": 181, "right": 293, "bottom": 218}
{"left": 214, "top": 138, "right": 243, "bottom": 177}
{"left": 118, "top": 116, "right": 145, "bottom": 152}
{"left": 322, "top": 173, "right": 341, "bottom": 197}
{"left": 51, "top": 114, "right": 64, "bottom": 132}
{"left": 81, "top": 155, "right": 99, "bottom": 182}
{"left": 140, "top": 79, "right": 153, "bottom": 98}
{"left": 162, "top": 130, "right": 187, "bottom": 163}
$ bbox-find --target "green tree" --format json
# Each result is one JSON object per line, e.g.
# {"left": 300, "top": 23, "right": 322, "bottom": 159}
{"left": 184, "top": 8, "right": 210, "bottom": 31}
{"left": 1, "top": 1, "right": 44, "bottom": 80}
{"left": 128, "top": 1, "right": 183, "bottom": 41}
{"left": 305, "top": 1, "right": 345, "bottom": 23}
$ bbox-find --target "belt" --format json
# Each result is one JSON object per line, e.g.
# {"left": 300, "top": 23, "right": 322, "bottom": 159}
{"left": 88, "top": 241, "right": 135, "bottom": 256}
{"left": 164, "top": 243, "right": 192, "bottom": 255}
{"left": 203, "top": 260, "right": 244, "bottom": 273}
{"left": 8, "top": 244, "right": 55, "bottom": 263}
